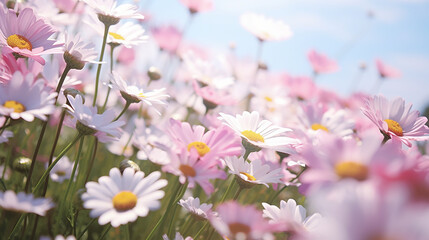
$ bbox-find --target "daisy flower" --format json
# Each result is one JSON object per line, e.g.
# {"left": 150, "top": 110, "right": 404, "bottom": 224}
{"left": 375, "top": 59, "right": 401, "bottom": 79}
{"left": 0, "top": 7, "right": 63, "bottom": 64}
{"left": 106, "top": 21, "right": 148, "bottom": 48}
{"left": 63, "top": 94, "right": 124, "bottom": 141}
{"left": 162, "top": 149, "right": 226, "bottom": 195}
{"left": 361, "top": 95, "right": 429, "bottom": 146}
{"left": 151, "top": 25, "right": 182, "bottom": 53}
{"left": 82, "top": 0, "right": 144, "bottom": 25}
{"left": 209, "top": 201, "right": 275, "bottom": 240}
{"left": 180, "top": 0, "right": 213, "bottom": 14}
{"left": 110, "top": 71, "right": 169, "bottom": 114}
{"left": 63, "top": 34, "right": 98, "bottom": 70}
{"left": 178, "top": 196, "right": 214, "bottom": 220}
{"left": 224, "top": 156, "right": 283, "bottom": 188}
{"left": 0, "top": 190, "right": 54, "bottom": 216}
{"left": 307, "top": 49, "right": 338, "bottom": 74}
{"left": 294, "top": 102, "right": 355, "bottom": 139}
{"left": 132, "top": 119, "right": 172, "bottom": 165}
{"left": 193, "top": 81, "right": 237, "bottom": 111}
{"left": 218, "top": 111, "right": 300, "bottom": 154}
{"left": 167, "top": 118, "right": 242, "bottom": 160}
{"left": 47, "top": 155, "right": 75, "bottom": 183}
{"left": 240, "top": 12, "right": 293, "bottom": 41}
{"left": 0, "top": 72, "right": 56, "bottom": 122}
{"left": 182, "top": 51, "right": 234, "bottom": 89}
{"left": 262, "top": 199, "right": 322, "bottom": 234}
{"left": 82, "top": 168, "right": 167, "bottom": 227}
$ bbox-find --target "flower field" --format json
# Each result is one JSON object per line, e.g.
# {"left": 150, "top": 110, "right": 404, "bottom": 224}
{"left": 0, "top": 0, "right": 429, "bottom": 240}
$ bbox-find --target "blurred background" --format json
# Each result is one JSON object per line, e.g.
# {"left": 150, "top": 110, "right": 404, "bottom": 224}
{"left": 141, "top": 0, "right": 429, "bottom": 111}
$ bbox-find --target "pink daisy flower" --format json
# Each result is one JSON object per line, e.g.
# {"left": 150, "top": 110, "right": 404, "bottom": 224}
{"left": 167, "top": 118, "right": 242, "bottom": 160}
{"left": 209, "top": 201, "right": 276, "bottom": 240}
{"left": 0, "top": 7, "right": 63, "bottom": 65}
{"left": 307, "top": 49, "right": 338, "bottom": 74}
{"left": 361, "top": 95, "right": 429, "bottom": 147}
{"left": 299, "top": 132, "right": 401, "bottom": 194}
{"left": 375, "top": 59, "right": 401, "bottom": 79}
{"left": 151, "top": 25, "right": 182, "bottom": 53}
{"left": 294, "top": 102, "right": 355, "bottom": 139}
{"left": 192, "top": 81, "right": 237, "bottom": 111}
{"left": 283, "top": 75, "right": 319, "bottom": 101}
{"left": 162, "top": 149, "right": 226, "bottom": 195}
{"left": 0, "top": 72, "right": 57, "bottom": 122}
{"left": 180, "top": 0, "right": 213, "bottom": 14}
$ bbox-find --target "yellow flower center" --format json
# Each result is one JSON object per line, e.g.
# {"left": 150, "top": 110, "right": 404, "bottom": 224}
{"left": 187, "top": 141, "right": 211, "bottom": 157}
{"left": 179, "top": 164, "right": 196, "bottom": 177}
{"left": 264, "top": 96, "right": 273, "bottom": 102}
{"left": 311, "top": 123, "right": 329, "bottom": 132}
{"left": 7, "top": 34, "right": 32, "bottom": 50}
{"left": 112, "top": 191, "right": 137, "bottom": 211}
{"left": 137, "top": 93, "right": 146, "bottom": 98}
{"left": 228, "top": 222, "right": 251, "bottom": 236}
{"left": 241, "top": 130, "right": 265, "bottom": 142}
{"left": 3, "top": 100, "right": 26, "bottom": 113}
{"left": 240, "top": 172, "right": 256, "bottom": 181}
{"left": 335, "top": 161, "right": 369, "bottom": 181}
{"left": 109, "top": 32, "right": 125, "bottom": 40}
{"left": 384, "top": 119, "right": 403, "bottom": 136}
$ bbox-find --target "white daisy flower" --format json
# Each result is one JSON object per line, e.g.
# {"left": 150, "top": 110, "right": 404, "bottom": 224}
{"left": 107, "top": 21, "right": 148, "bottom": 48}
{"left": 110, "top": 71, "right": 169, "bottom": 114}
{"left": 82, "top": 168, "right": 167, "bottom": 227}
{"left": 47, "top": 156, "right": 74, "bottom": 183}
{"left": 178, "top": 196, "right": 214, "bottom": 220}
{"left": 240, "top": 12, "right": 293, "bottom": 41}
{"left": 0, "top": 72, "right": 57, "bottom": 122}
{"left": 218, "top": 111, "right": 300, "bottom": 154}
{"left": 0, "top": 190, "right": 54, "bottom": 216}
{"left": 63, "top": 34, "right": 99, "bottom": 70}
{"left": 182, "top": 51, "right": 235, "bottom": 89}
{"left": 262, "top": 199, "right": 322, "bottom": 234}
{"left": 83, "top": 0, "right": 144, "bottom": 23}
{"left": 224, "top": 156, "right": 283, "bottom": 188}
{"left": 63, "top": 94, "right": 124, "bottom": 141}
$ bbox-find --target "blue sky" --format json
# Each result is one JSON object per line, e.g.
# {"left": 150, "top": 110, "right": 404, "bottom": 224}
{"left": 143, "top": 0, "right": 429, "bottom": 111}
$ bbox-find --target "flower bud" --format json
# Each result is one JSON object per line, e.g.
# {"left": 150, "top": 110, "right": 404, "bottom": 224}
{"left": 147, "top": 67, "right": 162, "bottom": 81}
{"left": 119, "top": 160, "right": 140, "bottom": 173}
{"left": 13, "top": 157, "right": 32, "bottom": 174}
{"left": 64, "top": 51, "right": 85, "bottom": 70}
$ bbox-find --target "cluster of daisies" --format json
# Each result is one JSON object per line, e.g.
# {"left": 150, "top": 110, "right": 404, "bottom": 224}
{"left": 0, "top": 0, "right": 428, "bottom": 239}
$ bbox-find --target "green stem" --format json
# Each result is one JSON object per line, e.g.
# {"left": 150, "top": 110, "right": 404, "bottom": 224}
{"left": 233, "top": 187, "right": 243, "bottom": 201}
{"left": 32, "top": 133, "right": 82, "bottom": 194}
{"left": 113, "top": 101, "right": 131, "bottom": 121}
{"left": 98, "top": 225, "right": 112, "bottom": 240}
{"left": 218, "top": 176, "right": 234, "bottom": 204}
{"left": 93, "top": 24, "right": 111, "bottom": 107}
{"left": 145, "top": 179, "right": 182, "bottom": 240}
{"left": 193, "top": 221, "right": 209, "bottom": 240}
{"left": 77, "top": 217, "right": 97, "bottom": 240}
{"left": 168, "top": 182, "right": 188, "bottom": 237}
{"left": 62, "top": 137, "right": 85, "bottom": 209}
{"left": 101, "top": 45, "right": 117, "bottom": 112}
{"left": 84, "top": 138, "right": 98, "bottom": 184}
{"left": 24, "top": 65, "right": 71, "bottom": 193}
{"left": 7, "top": 213, "right": 25, "bottom": 239}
